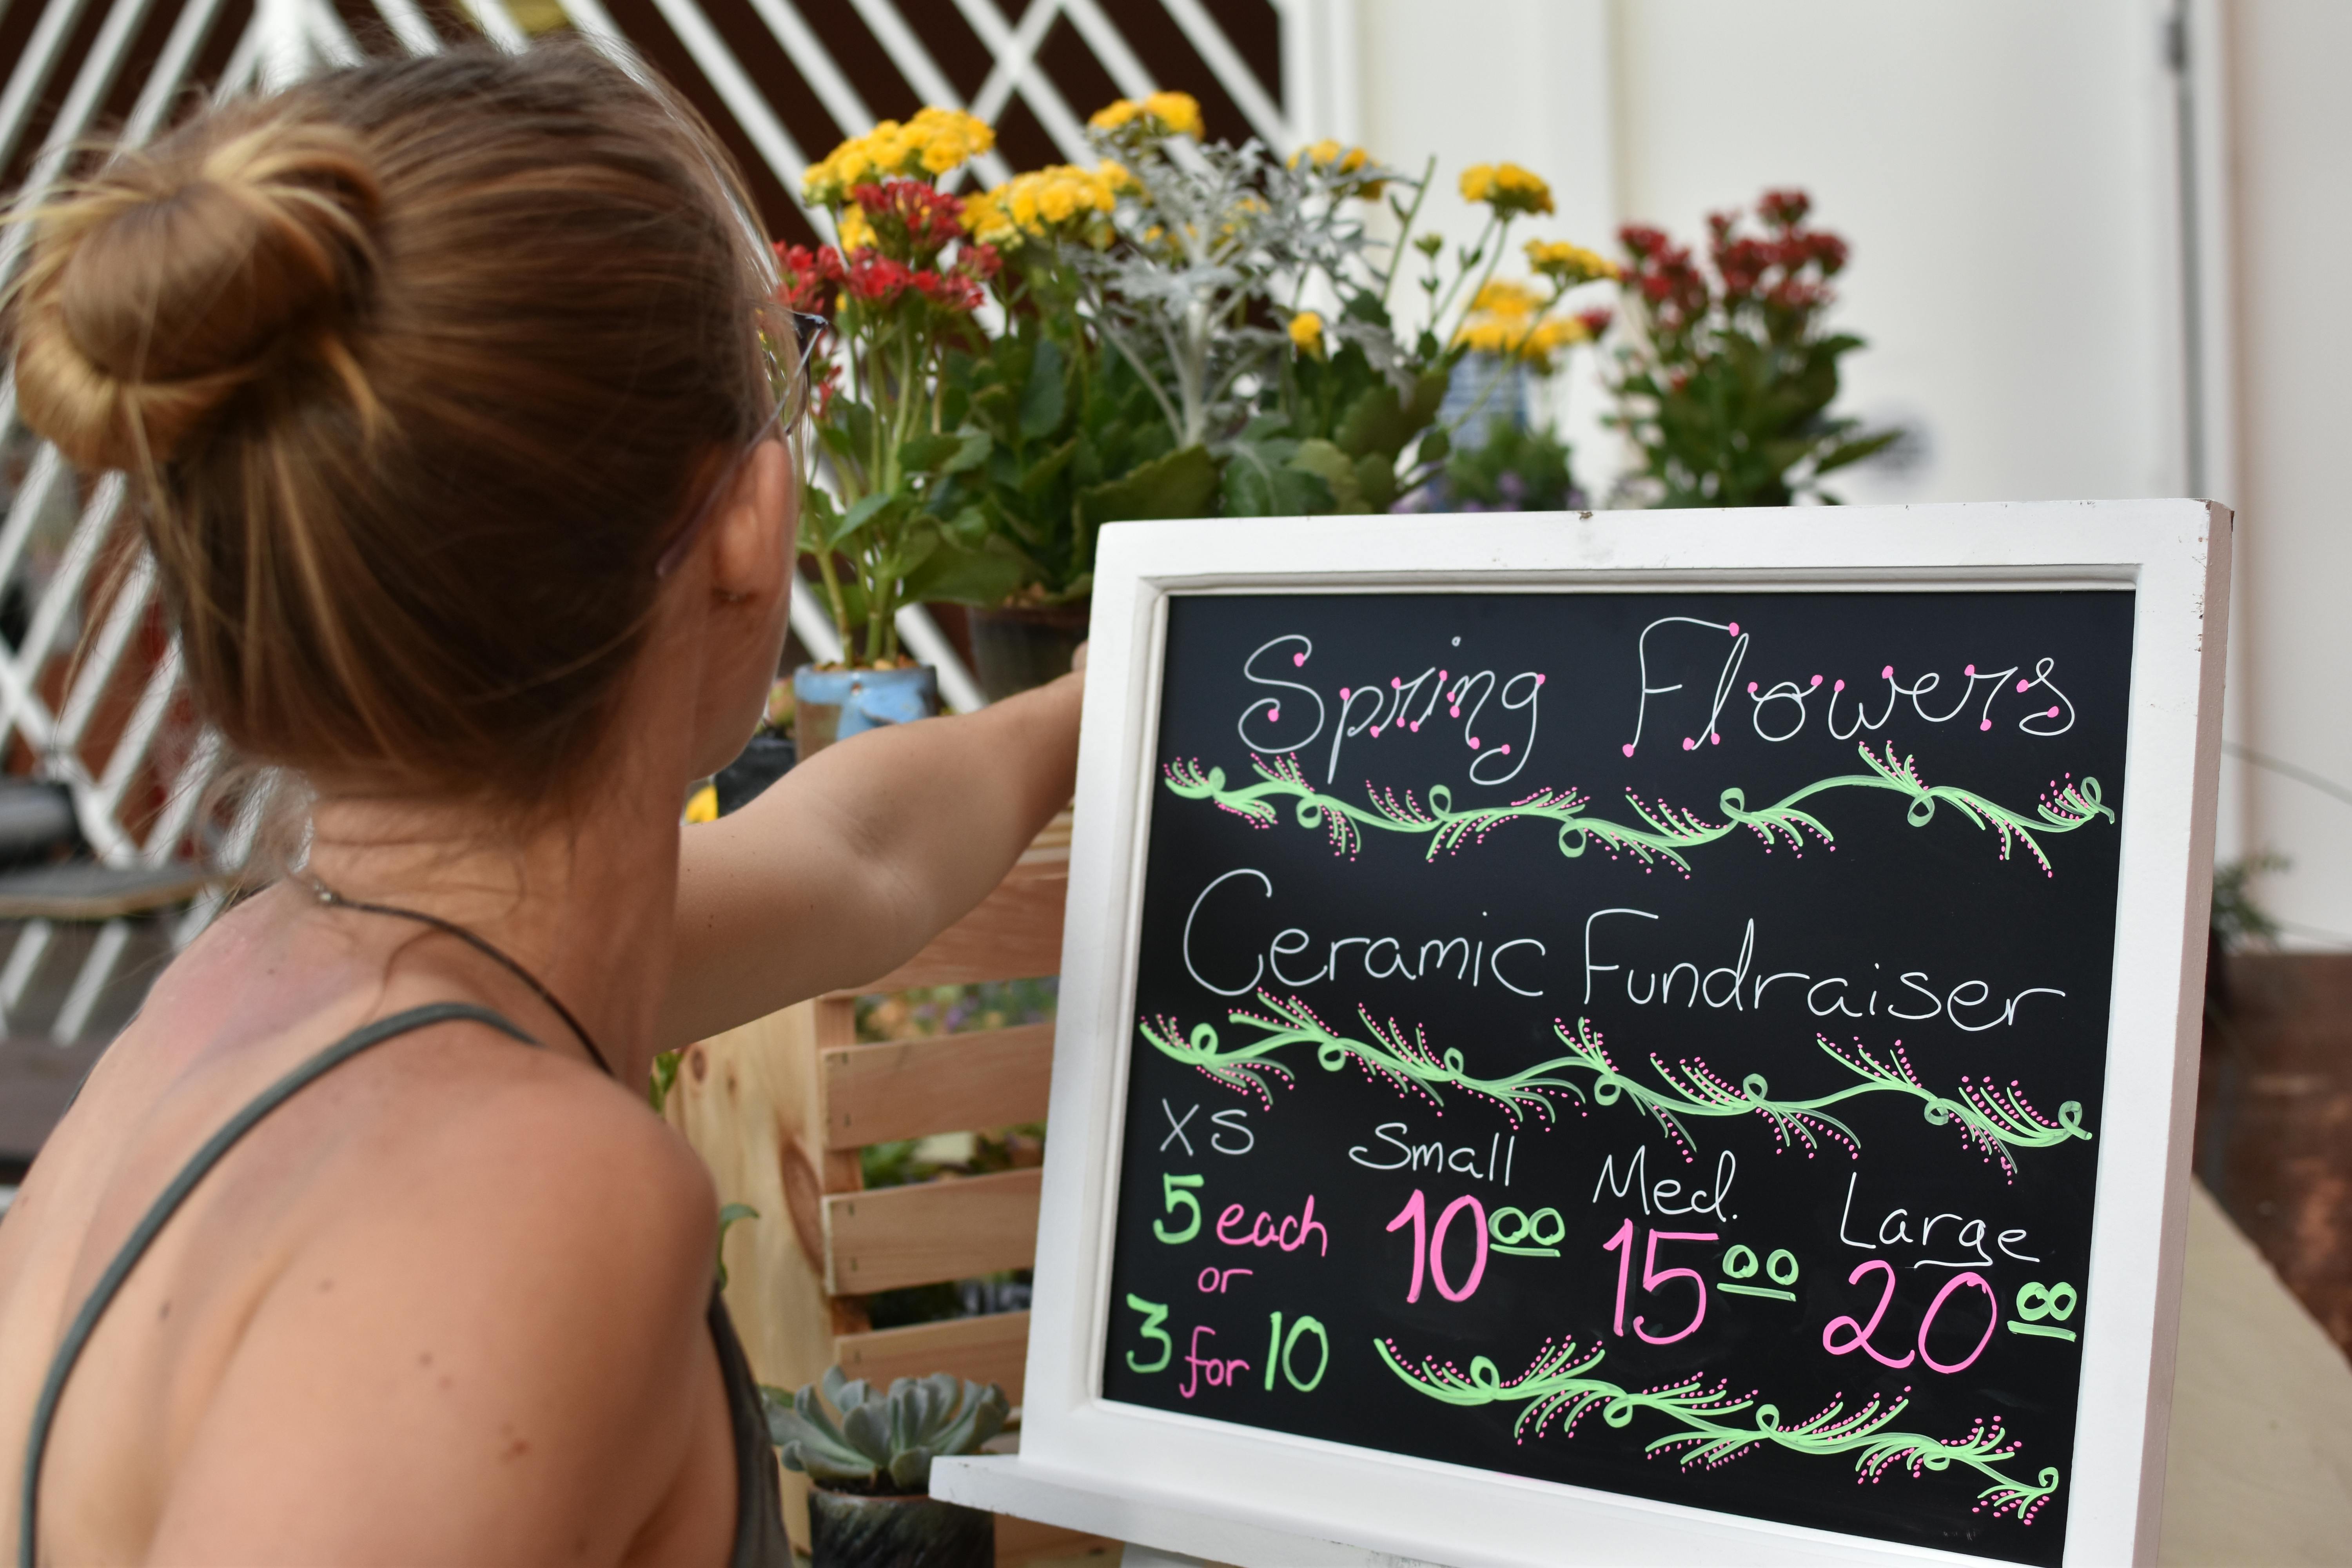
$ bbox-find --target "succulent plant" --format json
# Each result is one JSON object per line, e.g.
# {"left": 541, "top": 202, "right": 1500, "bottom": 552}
{"left": 762, "top": 1366, "right": 1009, "bottom": 1495}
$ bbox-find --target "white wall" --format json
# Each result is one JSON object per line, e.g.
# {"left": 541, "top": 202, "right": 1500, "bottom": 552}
{"left": 2224, "top": 0, "right": 2352, "bottom": 947}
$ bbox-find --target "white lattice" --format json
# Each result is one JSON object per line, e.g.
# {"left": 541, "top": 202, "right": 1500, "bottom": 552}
{"left": 0, "top": 0, "right": 1338, "bottom": 1041}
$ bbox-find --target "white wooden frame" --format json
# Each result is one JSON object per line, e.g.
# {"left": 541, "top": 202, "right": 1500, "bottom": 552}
{"left": 933, "top": 499, "right": 2232, "bottom": 1567}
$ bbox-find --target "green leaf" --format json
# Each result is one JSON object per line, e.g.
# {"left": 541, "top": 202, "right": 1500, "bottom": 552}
{"left": 647, "top": 1049, "right": 681, "bottom": 1113}
{"left": 1415, "top": 427, "right": 1452, "bottom": 466}
{"left": 1285, "top": 439, "right": 1370, "bottom": 514}
{"left": 1078, "top": 443, "right": 1220, "bottom": 526}
{"left": 1017, "top": 436, "right": 1079, "bottom": 502}
{"left": 898, "top": 430, "right": 990, "bottom": 475}
{"left": 966, "top": 383, "right": 1016, "bottom": 442}
{"left": 1812, "top": 428, "right": 1902, "bottom": 475}
{"left": 798, "top": 489, "right": 842, "bottom": 557}
{"left": 944, "top": 428, "right": 992, "bottom": 475}
{"left": 1019, "top": 336, "right": 1067, "bottom": 441}
{"left": 832, "top": 491, "right": 896, "bottom": 550}
{"left": 1221, "top": 435, "right": 1331, "bottom": 517}
{"left": 899, "top": 539, "right": 1029, "bottom": 606}
{"left": 714, "top": 1203, "right": 758, "bottom": 1290}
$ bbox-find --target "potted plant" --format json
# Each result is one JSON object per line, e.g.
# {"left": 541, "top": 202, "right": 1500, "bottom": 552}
{"left": 788, "top": 110, "right": 1028, "bottom": 748}
{"left": 764, "top": 1367, "right": 1009, "bottom": 1568}
{"left": 946, "top": 159, "right": 1200, "bottom": 699}
{"left": 789, "top": 98, "right": 1625, "bottom": 707}
{"left": 1605, "top": 188, "right": 1899, "bottom": 506}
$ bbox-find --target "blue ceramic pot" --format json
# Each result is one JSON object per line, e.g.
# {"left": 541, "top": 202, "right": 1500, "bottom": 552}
{"left": 793, "top": 664, "right": 940, "bottom": 756}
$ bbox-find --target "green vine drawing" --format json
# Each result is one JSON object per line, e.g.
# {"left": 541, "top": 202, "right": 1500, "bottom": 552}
{"left": 1138, "top": 996, "right": 2090, "bottom": 1178}
{"left": 1377, "top": 1334, "right": 2060, "bottom": 1525}
{"left": 1163, "top": 740, "right": 2113, "bottom": 878}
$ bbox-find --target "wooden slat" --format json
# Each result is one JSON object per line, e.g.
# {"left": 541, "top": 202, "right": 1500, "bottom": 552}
{"left": 996, "top": 1515, "right": 1120, "bottom": 1564}
{"left": 822, "top": 1022, "right": 1054, "bottom": 1151}
{"left": 823, "top": 1168, "right": 1041, "bottom": 1295}
{"left": 838, "top": 842, "right": 1068, "bottom": 993}
{"left": 833, "top": 1309, "right": 1031, "bottom": 1403}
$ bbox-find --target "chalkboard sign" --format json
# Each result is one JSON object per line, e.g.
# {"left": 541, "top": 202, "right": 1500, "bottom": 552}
{"left": 942, "top": 505, "right": 2230, "bottom": 1567}
{"left": 1106, "top": 586, "right": 2125, "bottom": 1564}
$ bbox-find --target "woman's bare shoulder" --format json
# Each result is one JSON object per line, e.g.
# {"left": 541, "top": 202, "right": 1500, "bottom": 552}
{"left": 147, "top": 1024, "right": 726, "bottom": 1562}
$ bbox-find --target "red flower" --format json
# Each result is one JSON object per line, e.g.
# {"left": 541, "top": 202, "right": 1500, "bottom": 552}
{"left": 1575, "top": 307, "right": 1613, "bottom": 338}
{"left": 773, "top": 242, "right": 835, "bottom": 314}
{"left": 1619, "top": 223, "right": 1670, "bottom": 261}
{"left": 1759, "top": 188, "right": 1811, "bottom": 229}
{"left": 913, "top": 267, "right": 984, "bottom": 312}
{"left": 961, "top": 241, "right": 1002, "bottom": 281}
{"left": 849, "top": 178, "right": 969, "bottom": 256}
{"left": 808, "top": 356, "right": 842, "bottom": 421}
{"left": 843, "top": 252, "right": 912, "bottom": 305}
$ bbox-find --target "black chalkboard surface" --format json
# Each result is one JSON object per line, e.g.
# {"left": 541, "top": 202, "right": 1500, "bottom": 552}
{"left": 1099, "top": 589, "right": 2134, "bottom": 1566}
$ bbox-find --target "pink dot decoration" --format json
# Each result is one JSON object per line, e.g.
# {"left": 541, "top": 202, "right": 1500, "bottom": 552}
{"left": 1267, "top": 707, "right": 1279, "bottom": 722}
{"left": 1340, "top": 687, "right": 1351, "bottom": 701}
{"left": 1682, "top": 738, "right": 1696, "bottom": 751}
{"left": 2047, "top": 705, "right": 2060, "bottom": 718}
{"left": 1747, "top": 681, "right": 1759, "bottom": 694}
{"left": 1881, "top": 664, "right": 1894, "bottom": 678}
{"left": 1728, "top": 622, "right": 1740, "bottom": 635}
{"left": 1468, "top": 737, "right": 1481, "bottom": 749}
{"left": 1622, "top": 743, "right": 1636, "bottom": 757}
{"left": 1292, "top": 651, "right": 1306, "bottom": 666}
{"left": 1979, "top": 719, "right": 1991, "bottom": 731}
{"left": 2017, "top": 679, "right": 2031, "bottom": 692}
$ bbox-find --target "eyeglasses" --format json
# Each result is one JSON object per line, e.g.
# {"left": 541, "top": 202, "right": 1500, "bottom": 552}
{"left": 653, "top": 309, "right": 827, "bottom": 581}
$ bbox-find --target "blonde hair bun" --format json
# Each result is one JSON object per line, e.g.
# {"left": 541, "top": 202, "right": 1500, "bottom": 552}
{"left": 13, "top": 110, "right": 380, "bottom": 471}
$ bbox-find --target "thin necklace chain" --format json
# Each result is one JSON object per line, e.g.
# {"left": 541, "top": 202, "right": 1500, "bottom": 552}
{"left": 297, "top": 872, "right": 617, "bottom": 1080}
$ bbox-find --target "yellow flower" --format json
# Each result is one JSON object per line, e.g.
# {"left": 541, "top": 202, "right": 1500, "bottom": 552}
{"left": 1089, "top": 91, "right": 1203, "bottom": 140}
{"left": 1523, "top": 314, "right": 1589, "bottom": 368}
{"left": 1089, "top": 98, "right": 1143, "bottom": 133}
{"left": 684, "top": 783, "right": 719, "bottom": 824}
{"left": 1291, "top": 138, "right": 1369, "bottom": 175}
{"left": 1459, "top": 161, "right": 1553, "bottom": 218}
{"left": 1525, "top": 238, "right": 1618, "bottom": 285}
{"left": 961, "top": 187, "right": 1016, "bottom": 245}
{"left": 1469, "top": 278, "right": 1543, "bottom": 320}
{"left": 837, "top": 203, "right": 875, "bottom": 252}
{"left": 1288, "top": 310, "right": 1325, "bottom": 356}
{"left": 802, "top": 106, "right": 995, "bottom": 205}
{"left": 969, "top": 162, "right": 1125, "bottom": 244}
{"left": 1143, "top": 91, "right": 1203, "bottom": 138}
{"left": 1039, "top": 177, "right": 1082, "bottom": 224}
{"left": 1455, "top": 279, "right": 1589, "bottom": 372}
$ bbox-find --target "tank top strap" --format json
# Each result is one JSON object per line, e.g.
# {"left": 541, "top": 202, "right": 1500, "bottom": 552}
{"left": 18, "top": 1001, "right": 536, "bottom": 1568}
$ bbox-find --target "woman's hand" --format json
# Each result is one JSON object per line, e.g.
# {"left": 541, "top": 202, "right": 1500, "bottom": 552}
{"left": 659, "top": 664, "right": 1083, "bottom": 1046}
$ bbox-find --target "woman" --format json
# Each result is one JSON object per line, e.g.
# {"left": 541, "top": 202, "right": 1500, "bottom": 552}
{"left": 0, "top": 43, "right": 1080, "bottom": 1565}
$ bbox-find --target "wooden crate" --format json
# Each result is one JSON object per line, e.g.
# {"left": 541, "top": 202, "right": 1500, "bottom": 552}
{"left": 668, "top": 812, "right": 1111, "bottom": 1562}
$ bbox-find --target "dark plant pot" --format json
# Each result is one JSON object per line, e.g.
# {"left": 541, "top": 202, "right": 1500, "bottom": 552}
{"left": 807, "top": 1488, "right": 993, "bottom": 1568}
{"left": 969, "top": 601, "right": 1089, "bottom": 703}
{"left": 711, "top": 730, "right": 795, "bottom": 815}
{"left": 794, "top": 664, "right": 941, "bottom": 757}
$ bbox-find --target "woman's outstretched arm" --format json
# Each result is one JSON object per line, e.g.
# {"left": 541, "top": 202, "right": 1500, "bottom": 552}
{"left": 660, "top": 668, "right": 1083, "bottom": 1047}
